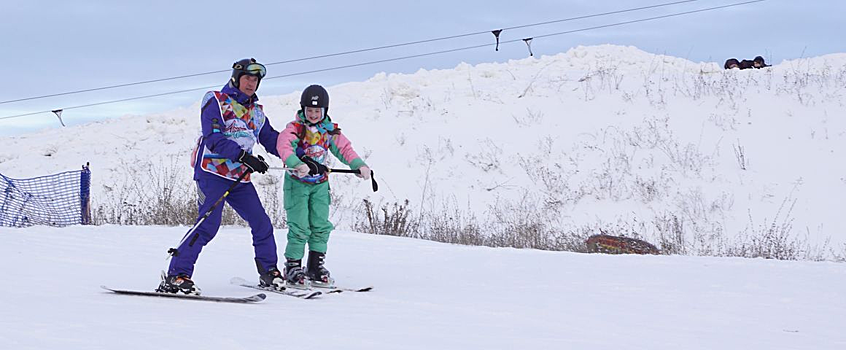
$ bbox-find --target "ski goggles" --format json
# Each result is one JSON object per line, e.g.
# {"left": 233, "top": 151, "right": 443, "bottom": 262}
{"left": 234, "top": 62, "right": 267, "bottom": 78}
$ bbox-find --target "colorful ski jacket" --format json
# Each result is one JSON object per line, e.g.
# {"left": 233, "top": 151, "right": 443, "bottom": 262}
{"left": 276, "top": 111, "right": 366, "bottom": 184}
{"left": 191, "top": 84, "right": 280, "bottom": 182}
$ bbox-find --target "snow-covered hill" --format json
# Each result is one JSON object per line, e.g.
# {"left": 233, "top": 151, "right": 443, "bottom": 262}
{"left": 0, "top": 225, "right": 843, "bottom": 349}
{"left": 1, "top": 45, "right": 845, "bottom": 254}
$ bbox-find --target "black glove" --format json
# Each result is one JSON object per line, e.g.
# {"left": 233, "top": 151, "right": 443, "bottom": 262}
{"left": 239, "top": 150, "right": 269, "bottom": 174}
{"left": 300, "top": 156, "right": 328, "bottom": 175}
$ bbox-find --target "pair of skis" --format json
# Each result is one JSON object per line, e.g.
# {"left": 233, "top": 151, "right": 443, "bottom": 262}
{"left": 231, "top": 277, "right": 373, "bottom": 294}
{"left": 229, "top": 277, "right": 324, "bottom": 299}
{"left": 102, "top": 277, "right": 372, "bottom": 304}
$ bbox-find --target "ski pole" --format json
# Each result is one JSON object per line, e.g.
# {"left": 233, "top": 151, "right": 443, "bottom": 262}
{"left": 166, "top": 168, "right": 252, "bottom": 260}
{"left": 268, "top": 166, "right": 379, "bottom": 192}
{"left": 327, "top": 168, "right": 378, "bottom": 192}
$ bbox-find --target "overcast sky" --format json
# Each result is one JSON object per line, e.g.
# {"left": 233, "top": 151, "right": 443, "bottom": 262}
{"left": 1, "top": 0, "right": 843, "bottom": 135}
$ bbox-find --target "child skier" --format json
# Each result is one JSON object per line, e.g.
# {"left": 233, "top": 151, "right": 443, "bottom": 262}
{"left": 276, "top": 84, "right": 371, "bottom": 289}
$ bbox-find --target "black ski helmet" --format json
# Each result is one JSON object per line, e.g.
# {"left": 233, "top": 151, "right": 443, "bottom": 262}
{"left": 230, "top": 58, "right": 267, "bottom": 89}
{"left": 300, "top": 84, "right": 330, "bottom": 114}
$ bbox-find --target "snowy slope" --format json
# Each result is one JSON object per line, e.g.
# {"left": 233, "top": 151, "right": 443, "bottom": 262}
{"left": 0, "top": 225, "right": 843, "bottom": 349}
{"left": 0, "top": 44, "right": 844, "bottom": 250}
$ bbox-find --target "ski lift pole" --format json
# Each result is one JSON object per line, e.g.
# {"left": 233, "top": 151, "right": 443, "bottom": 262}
{"left": 166, "top": 168, "right": 252, "bottom": 260}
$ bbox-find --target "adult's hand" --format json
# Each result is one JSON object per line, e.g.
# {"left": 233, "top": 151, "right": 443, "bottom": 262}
{"left": 300, "top": 156, "right": 328, "bottom": 175}
{"left": 239, "top": 151, "right": 268, "bottom": 174}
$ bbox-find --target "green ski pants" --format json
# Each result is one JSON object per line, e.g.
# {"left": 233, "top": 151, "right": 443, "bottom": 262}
{"left": 283, "top": 174, "right": 334, "bottom": 260}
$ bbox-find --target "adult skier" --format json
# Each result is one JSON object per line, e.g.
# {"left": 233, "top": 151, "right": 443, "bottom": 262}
{"left": 157, "top": 58, "right": 285, "bottom": 295}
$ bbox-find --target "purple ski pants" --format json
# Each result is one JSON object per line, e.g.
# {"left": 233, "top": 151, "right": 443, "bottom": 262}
{"left": 167, "top": 174, "right": 278, "bottom": 277}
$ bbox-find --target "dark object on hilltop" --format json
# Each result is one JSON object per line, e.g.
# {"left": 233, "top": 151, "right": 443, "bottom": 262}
{"left": 738, "top": 59, "right": 755, "bottom": 69}
{"left": 724, "top": 58, "right": 740, "bottom": 69}
{"left": 586, "top": 234, "right": 660, "bottom": 255}
{"left": 726, "top": 56, "right": 770, "bottom": 70}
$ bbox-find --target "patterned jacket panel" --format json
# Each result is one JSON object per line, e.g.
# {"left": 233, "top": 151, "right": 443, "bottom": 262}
{"left": 192, "top": 85, "right": 271, "bottom": 182}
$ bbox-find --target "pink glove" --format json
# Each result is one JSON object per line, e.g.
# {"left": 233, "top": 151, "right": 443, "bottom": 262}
{"left": 294, "top": 163, "right": 310, "bottom": 177}
{"left": 357, "top": 166, "right": 371, "bottom": 180}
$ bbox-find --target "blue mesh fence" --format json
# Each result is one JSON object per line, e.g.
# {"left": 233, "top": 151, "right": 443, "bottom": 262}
{"left": 0, "top": 166, "right": 91, "bottom": 227}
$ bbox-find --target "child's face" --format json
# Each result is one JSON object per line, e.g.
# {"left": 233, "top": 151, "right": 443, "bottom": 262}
{"left": 305, "top": 107, "right": 324, "bottom": 124}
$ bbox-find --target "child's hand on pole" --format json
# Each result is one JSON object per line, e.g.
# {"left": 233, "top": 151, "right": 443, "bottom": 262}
{"left": 294, "top": 164, "right": 310, "bottom": 177}
{"left": 357, "top": 166, "right": 372, "bottom": 180}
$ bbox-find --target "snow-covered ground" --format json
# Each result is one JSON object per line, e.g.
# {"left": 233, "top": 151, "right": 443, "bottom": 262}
{"left": 0, "top": 225, "right": 843, "bottom": 349}
{"left": 1, "top": 45, "right": 844, "bottom": 255}
{"left": 1, "top": 45, "right": 845, "bottom": 348}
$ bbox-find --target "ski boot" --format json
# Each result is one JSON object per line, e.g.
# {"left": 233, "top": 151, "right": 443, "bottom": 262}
{"left": 257, "top": 263, "right": 286, "bottom": 291}
{"left": 284, "top": 259, "right": 310, "bottom": 290}
{"left": 156, "top": 271, "right": 201, "bottom": 295}
{"left": 306, "top": 251, "right": 335, "bottom": 288}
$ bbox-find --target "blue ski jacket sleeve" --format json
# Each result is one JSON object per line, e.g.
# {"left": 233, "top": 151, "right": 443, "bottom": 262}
{"left": 258, "top": 117, "right": 281, "bottom": 158}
